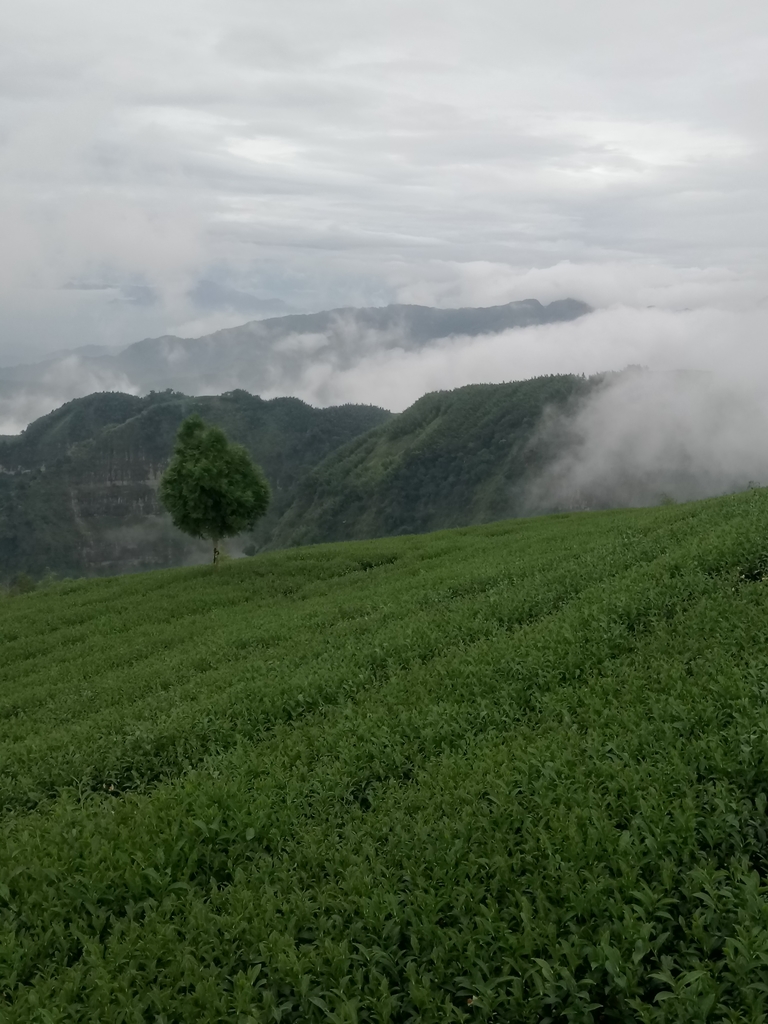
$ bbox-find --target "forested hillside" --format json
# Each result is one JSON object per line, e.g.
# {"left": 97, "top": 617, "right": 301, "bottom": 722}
{"left": 4, "top": 491, "right": 768, "bottom": 1018}
{"left": 0, "top": 390, "right": 390, "bottom": 580}
{"left": 0, "top": 375, "right": 601, "bottom": 582}
{"left": 271, "top": 374, "right": 594, "bottom": 547}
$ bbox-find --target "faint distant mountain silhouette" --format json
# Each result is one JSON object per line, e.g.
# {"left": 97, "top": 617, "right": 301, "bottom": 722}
{"left": 0, "top": 297, "right": 592, "bottom": 432}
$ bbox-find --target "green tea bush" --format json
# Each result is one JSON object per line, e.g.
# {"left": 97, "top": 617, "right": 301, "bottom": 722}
{"left": 3, "top": 491, "right": 768, "bottom": 1020}
{"left": 7, "top": 573, "right": 35, "bottom": 597}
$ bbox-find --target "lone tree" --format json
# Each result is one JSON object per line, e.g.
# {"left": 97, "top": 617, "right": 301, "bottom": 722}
{"left": 160, "top": 415, "right": 270, "bottom": 565}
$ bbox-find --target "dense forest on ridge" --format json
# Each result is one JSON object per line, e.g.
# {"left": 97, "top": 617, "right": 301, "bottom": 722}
{"left": 0, "top": 375, "right": 598, "bottom": 582}
{"left": 0, "top": 390, "right": 390, "bottom": 580}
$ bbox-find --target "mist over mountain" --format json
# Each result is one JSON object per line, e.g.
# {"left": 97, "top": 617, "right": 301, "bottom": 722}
{"left": 270, "top": 375, "right": 592, "bottom": 548}
{"left": 270, "top": 365, "right": 768, "bottom": 551}
{"left": 0, "top": 298, "right": 591, "bottom": 434}
{"left": 5, "top": 359, "right": 768, "bottom": 582}
{"left": 524, "top": 367, "right": 768, "bottom": 513}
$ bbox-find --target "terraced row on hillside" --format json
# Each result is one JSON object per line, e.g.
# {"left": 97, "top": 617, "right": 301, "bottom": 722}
{"left": 3, "top": 491, "right": 768, "bottom": 1019}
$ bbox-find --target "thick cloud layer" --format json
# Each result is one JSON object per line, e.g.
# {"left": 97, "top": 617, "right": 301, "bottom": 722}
{"left": 1, "top": 1, "right": 766, "bottom": 367}
{"left": 525, "top": 367, "right": 768, "bottom": 511}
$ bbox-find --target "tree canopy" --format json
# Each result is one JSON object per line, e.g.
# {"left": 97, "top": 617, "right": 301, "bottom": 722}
{"left": 160, "top": 415, "right": 270, "bottom": 563}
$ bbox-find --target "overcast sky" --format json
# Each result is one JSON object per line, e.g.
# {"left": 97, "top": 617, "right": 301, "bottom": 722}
{"left": 1, "top": 0, "right": 767, "bottom": 378}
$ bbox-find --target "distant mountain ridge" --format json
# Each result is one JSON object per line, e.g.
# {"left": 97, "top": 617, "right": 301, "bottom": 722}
{"left": 111, "top": 298, "right": 592, "bottom": 392}
{"left": 0, "top": 297, "right": 592, "bottom": 433}
{"left": 4, "top": 297, "right": 591, "bottom": 382}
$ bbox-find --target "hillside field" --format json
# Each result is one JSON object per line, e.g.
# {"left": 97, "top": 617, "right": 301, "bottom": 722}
{"left": 4, "top": 491, "right": 768, "bottom": 1020}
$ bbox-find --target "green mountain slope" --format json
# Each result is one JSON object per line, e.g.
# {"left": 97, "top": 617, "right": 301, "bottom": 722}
{"left": 0, "top": 375, "right": 596, "bottom": 582}
{"left": 3, "top": 492, "right": 768, "bottom": 1018}
{"left": 271, "top": 374, "right": 593, "bottom": 547}
{"left": 0, "top": 389, "right": 390, "bottom": 580}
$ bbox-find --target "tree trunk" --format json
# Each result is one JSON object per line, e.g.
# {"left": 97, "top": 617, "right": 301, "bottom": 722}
{"left": 212, "top": 538, "right": 220, "bottom": 566}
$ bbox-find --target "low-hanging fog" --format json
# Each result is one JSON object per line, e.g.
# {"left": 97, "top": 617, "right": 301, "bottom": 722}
{"left": 5, "top": 289, "right": 768, "bottom": 519}
{"left": 525, "top": 366, "right": 768, "bottom": 513}
{"left": 2, "top": 261, "right": 767, "bottom": 431}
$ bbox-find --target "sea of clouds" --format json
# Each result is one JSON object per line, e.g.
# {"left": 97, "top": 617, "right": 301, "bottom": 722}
{"left": 2, "top": 256, "right": 768, "bottom": 517}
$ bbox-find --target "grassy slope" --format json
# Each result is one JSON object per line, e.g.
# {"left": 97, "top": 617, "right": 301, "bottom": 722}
{"left": 4, "top": 492, "right": 768, "bottom": 1019}
{"left": 271, "top": 375, "right": 593, "bottom": 548}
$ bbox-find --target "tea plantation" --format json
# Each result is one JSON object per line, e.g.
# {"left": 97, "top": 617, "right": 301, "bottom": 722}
{"left": 4, "top": 491, "right": 768, "bottom": 1021}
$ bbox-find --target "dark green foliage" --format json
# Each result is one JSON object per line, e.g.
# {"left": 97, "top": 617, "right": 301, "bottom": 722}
{"left": 737, "top": 552, "right": 768, "bottom": 583}
{"left": 272, "top": 374, "right": 593, "bottom": 547}
{"left": 0, "top": 389, "right": 391, "bottom": 581}
{"left": 4, "top": 491, "right": 768, "bottom": 1017}
{"left": 160, "top": 415, "right": 270, "bottom": 558}
{"left": 0, "top": 376, "right": 595, "bottom": 581}
{"left": 6, "top": 573, "right": 35, "bottom": 596}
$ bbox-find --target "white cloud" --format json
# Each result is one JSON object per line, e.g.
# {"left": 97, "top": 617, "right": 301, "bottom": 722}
{"left": 391, "top": 260, "right": 768, "bottom": 312}
{"left": 524, "top": 367, "right": 768, "bottom": 511}
{"left": 0, "top": 357, "right": 139, "bottom": 434}
{"left": 241, "top": 303, "right": 768, "bottom": 413}
{"left": 0, "top": 0, "right": 766, "bottom": 408}
{"left": 227, "top": 137, "right": 304, "bottom": 166}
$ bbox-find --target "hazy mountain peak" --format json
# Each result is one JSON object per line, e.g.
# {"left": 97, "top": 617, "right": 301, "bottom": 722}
{"left": 0, "top": 297, "right": 591, "bottom": 433}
